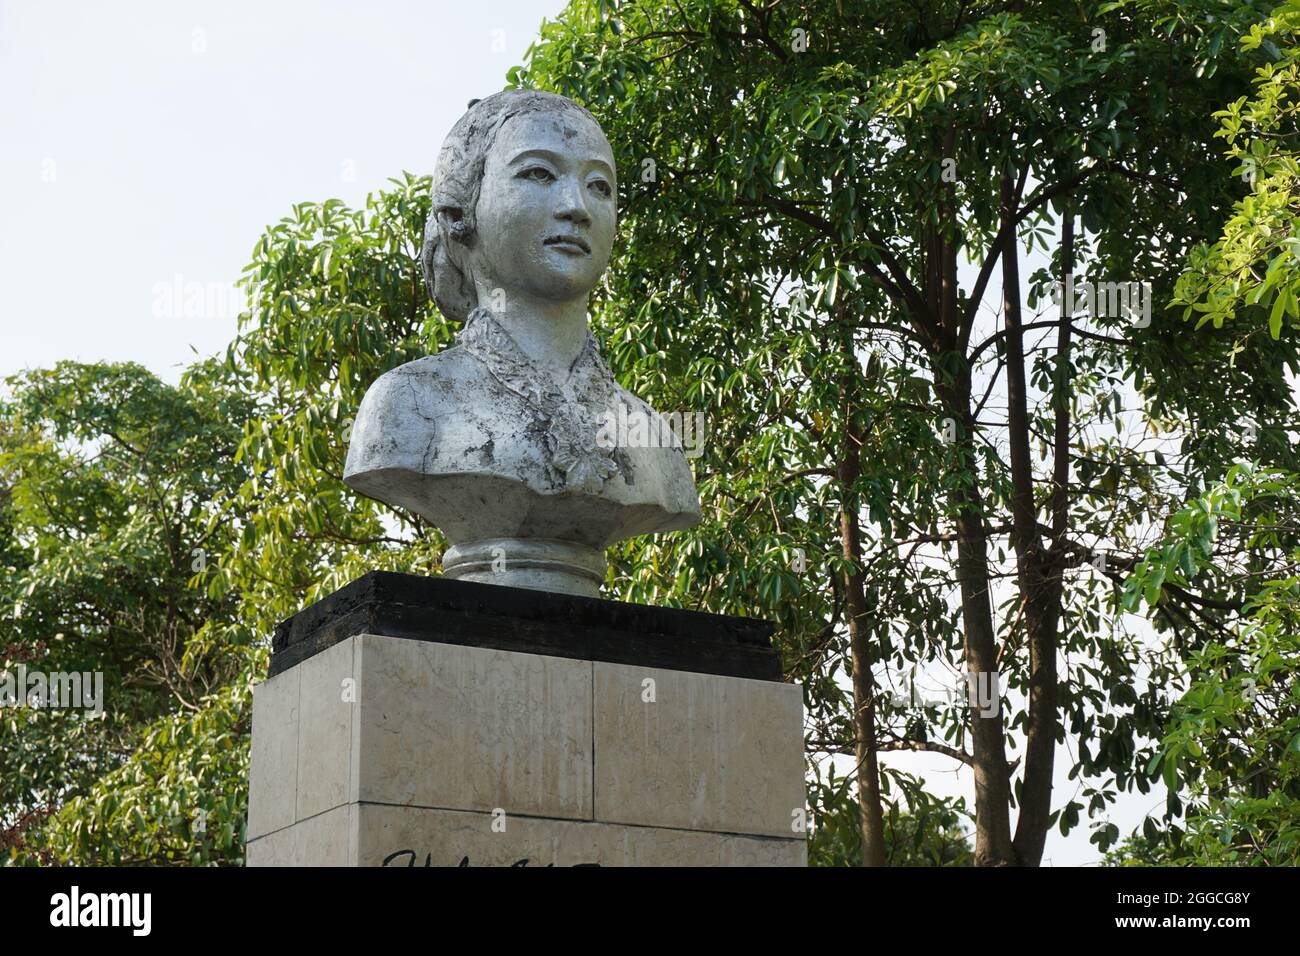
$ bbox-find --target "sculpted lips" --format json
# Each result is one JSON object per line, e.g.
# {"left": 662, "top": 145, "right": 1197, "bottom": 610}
{"left": 543, "top": 234, "right": 591, "bottom": 254}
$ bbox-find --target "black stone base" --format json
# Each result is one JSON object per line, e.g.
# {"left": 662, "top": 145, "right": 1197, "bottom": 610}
{"left": 268, "top": 571, "right": 783, "bottom": 682}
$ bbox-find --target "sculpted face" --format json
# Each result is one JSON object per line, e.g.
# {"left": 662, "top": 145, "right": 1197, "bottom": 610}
{"left": 469, "top": 110, "right": 617, "bottom": 306}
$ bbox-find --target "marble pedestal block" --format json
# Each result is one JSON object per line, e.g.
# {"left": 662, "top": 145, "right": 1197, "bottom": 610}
{"left": 246, "top": 572, "right": 806, "bottom": 867}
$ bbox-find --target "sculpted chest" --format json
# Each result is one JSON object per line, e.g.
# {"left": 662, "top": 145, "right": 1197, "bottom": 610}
{"left": 343, "top": 319, "right": 700, "bottom": 594}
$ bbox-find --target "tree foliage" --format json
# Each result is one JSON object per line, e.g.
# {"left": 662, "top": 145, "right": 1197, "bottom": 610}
{"left": 1, "top": 361, "right": 255, "bottom": 864}
{"left": 1123, "top": 465, "right": 1300, "bottom": 863}
{"left": 1112, "top": 3, "right": 1300, "bottom": 864}
{"left": 512, "top": 0, "right": 1295, "bottom": 864}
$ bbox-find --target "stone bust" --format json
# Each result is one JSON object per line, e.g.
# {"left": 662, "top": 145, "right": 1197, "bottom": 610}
{"left": 344, "top": 90, "right": 700, "bottom": 597}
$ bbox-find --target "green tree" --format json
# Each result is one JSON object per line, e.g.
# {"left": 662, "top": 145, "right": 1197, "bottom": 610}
{"left": 1116, "top": 3, "right": 1300, "bottom": 864}
{"left": 1124, "top": 465, "right": 1300, "bottom": 864}
{"left": 1172, "top": 0, "right": 1300, "bottom": 344}
{"left": 12, "top": 178, "right": 448, "bottom": 865}
{"left": 9, "top": 177, "right": 451, "bottom": 865}
{"left": 1, "top": 361, "right": 255, "bottom": 864}
{"left": 810, "top": 764, "right": 973, "bottom": 865}
{"left": 217, "top": 180, "right": 448, "bottom": 633}
{"left": 514, "top": 0, "right": 1289, "bottom": 865}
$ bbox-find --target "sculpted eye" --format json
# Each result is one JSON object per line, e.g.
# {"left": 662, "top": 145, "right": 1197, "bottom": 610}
{"left": 518, "top": 165, "right": 555, "bottom": 183}
{"left": 588, "top": 178, "right": 613, "bottom": 199}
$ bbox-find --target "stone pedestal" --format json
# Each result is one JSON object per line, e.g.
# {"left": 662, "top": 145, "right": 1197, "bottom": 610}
{"left": 245, "top": 572, "right": 806, "bottom": 866}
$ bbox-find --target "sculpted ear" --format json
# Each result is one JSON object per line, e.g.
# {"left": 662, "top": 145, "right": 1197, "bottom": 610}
{"left": 423, "top": 206, "right": 478, "bottom": 322}
{"left": 437, "top": 206, "right": 473, "bottom": 244}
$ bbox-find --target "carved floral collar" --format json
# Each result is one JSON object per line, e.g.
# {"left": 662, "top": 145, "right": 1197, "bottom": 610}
{"left": 456, "top": 307, "right": 624, "bottom": 493}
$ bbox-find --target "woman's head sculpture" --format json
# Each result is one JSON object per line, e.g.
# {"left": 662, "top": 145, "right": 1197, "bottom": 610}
{"left": 343, "top": 90, "right": 699, "bottom": 598}
{"left": 421, "top": 89, "right": 617, "bottom": 324}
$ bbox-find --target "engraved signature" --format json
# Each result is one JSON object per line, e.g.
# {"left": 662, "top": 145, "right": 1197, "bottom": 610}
{"left": 381, "top": 848, "right": 600, "bottom": 867}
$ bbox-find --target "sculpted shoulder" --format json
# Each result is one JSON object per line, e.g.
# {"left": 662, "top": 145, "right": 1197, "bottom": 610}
{"left": 343, "top": 348, "right": 486, "bottom": 483}
{"left": 606, "top": 382, "right": 702, "bottom": 528}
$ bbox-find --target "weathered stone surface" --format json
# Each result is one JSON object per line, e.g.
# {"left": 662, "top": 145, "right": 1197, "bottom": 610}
{"left": 342, "top": 90, "right": 701, "bottom": 597}
{"left": 354, "top": 634, "right": 592, "bottom": 819}
{"left": 593, "top": 662, "right": 806, "bottom": 838}
{"left": 356, "top": 803, "right": 805, "bottom": 867}
{"left": 247, "top": 595, "right": 806, "bottom": 866}
{"left": 246, "top": 667, "right": 298, "bottom": 840}
{"left": 295, "top": 640, "right": 354, "bottom": 821}
{"left": 245, "top": 805, "right": 352, "bottom": 867}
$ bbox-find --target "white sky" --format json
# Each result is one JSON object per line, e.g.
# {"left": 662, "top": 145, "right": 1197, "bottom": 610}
{"left": 1, "top": 0, "right": 1171, "bottom": 867}
{"left": 0, "top": 0, "right": 566, "bottom": 381}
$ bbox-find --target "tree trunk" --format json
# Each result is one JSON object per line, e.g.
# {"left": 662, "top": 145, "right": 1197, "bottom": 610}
{"left": 840, "top": 470, "right": 888, "bottom": 867}
{"left": 1011, "top": 208, "right": 1074, "bottom": 865}
{"left": 837, "top": 324, "right": 887, "bottom": 866}
{"left": 927, "top": 152, "right": 1016, "bottom": 866}
{"left": 931, "top": 360, "right": 1017, "bottom": 866}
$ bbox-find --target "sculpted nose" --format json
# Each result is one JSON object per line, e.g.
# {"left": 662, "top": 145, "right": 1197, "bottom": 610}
{"left": 554, "top": 177, "right": 591, "bottom": 228}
